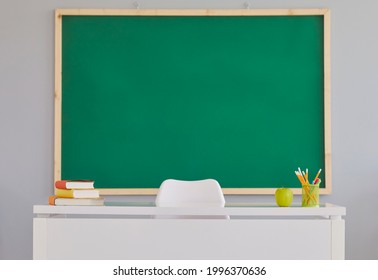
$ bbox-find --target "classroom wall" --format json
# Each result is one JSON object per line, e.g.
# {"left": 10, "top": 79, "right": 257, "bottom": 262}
{"left": 1, "top": 0, "right": 378, "bottom": 260}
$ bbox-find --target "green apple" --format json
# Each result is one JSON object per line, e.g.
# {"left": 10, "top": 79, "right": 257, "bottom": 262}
{"left": 275, "top": 188, "right": 293, "bottom": 207}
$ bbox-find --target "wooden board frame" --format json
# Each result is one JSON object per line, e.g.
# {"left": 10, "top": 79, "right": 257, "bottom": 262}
{"left": 54, "top": 9, "right": 331, "bottom": 195}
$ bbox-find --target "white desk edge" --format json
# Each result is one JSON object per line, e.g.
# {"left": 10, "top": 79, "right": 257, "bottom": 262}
{"left": 34, "top": 203, "right": 346, "bottom": 219}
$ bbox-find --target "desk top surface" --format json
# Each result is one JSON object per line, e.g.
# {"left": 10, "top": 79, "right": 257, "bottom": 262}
{"left": 34, "top": 202, "right": 346, "bottom": 217}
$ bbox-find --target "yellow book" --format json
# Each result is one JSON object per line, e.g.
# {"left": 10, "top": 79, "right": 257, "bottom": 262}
{"left": 55, "top": 188, "right": 100, "bottom": 198}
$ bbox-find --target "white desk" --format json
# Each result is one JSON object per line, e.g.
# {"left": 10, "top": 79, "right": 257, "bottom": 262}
{"left": 33, "top": 203, "right": 346, "bottom": 260}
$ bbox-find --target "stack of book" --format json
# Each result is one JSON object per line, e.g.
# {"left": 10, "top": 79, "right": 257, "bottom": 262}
{"left": 49, "top": 180, "right": 104, "bottom": 206}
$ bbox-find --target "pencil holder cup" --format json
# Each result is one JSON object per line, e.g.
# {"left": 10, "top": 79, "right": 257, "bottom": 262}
{"left": 301, "top": 184, "right": 319, "bottom": 207}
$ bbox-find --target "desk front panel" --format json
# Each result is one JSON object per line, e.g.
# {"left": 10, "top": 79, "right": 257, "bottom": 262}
{"left": 34, "top": 218, "right": 335, "bottom": 260}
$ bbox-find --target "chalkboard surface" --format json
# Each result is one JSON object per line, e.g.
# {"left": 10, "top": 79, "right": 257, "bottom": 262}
{"left": 55, "top": 9, "right": 331, "bottom": 195}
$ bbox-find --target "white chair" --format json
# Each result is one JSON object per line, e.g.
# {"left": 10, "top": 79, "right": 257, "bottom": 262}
{"left": 155, "top": 179, "right": 228, "bottom": 219}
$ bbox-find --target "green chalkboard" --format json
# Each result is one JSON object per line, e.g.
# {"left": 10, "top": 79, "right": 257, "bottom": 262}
{"left": 56, "top": 9, "right": 331, "bottom": 195}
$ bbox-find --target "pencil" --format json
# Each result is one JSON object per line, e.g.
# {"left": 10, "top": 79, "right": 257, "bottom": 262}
{"left": 295, "top": 171, "right": 305, "bottom": 184}
{"left": 313, "top": 169, "right": 322, "bottom": 184}
{"left": 295, "top": 171, "right": 302, "bottom": 184}
{"left": 298, "top": 167, "right": 303, "bottom": 175}
{"left": 302, "top": 171, "right": 308, "bottom": 184}
{"left": 305, "top": 168, "right": 309, "bottom": 184}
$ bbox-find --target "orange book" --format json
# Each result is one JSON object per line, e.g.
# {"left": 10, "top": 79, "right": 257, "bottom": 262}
{"left": 49, "top": 195, "right": 104, "bottom": 206}
{"left": 48, "top": 195, "right": 57, "bottom": 205}
{"left": 55, "top": 180, "right": 94, "bottom": 190}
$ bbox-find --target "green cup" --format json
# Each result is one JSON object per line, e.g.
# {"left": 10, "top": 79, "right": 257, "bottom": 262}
{"left": 302, "top": 183, "right": 319, "bottom": 207}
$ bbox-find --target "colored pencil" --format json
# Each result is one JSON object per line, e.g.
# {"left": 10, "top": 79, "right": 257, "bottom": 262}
{"left": 312, "top": 169, "right": 322, "bottom": 184}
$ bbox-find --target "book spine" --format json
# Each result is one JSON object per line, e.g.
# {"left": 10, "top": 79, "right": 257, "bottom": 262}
{"left": 55, "top": 180, "right": 68, "bottom": 189}
{"left": 48, "top": 195, "right": 57, "bottom": 205}
{"left": 55, "top": 188, "right": 74, "bottom": 198}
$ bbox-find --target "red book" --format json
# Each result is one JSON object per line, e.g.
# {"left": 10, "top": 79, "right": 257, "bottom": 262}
{"left": 55, "top": 180, "right": 94, "bottom": 190}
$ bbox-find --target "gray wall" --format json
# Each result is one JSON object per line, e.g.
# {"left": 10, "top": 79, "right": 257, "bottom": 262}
{"left": 1, "top": 0, "right": 377, "bottom": 259}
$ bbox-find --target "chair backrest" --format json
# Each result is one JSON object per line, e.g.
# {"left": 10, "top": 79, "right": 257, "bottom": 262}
{"left": 155, "top": 179, "right": 225, "bottom": 207}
